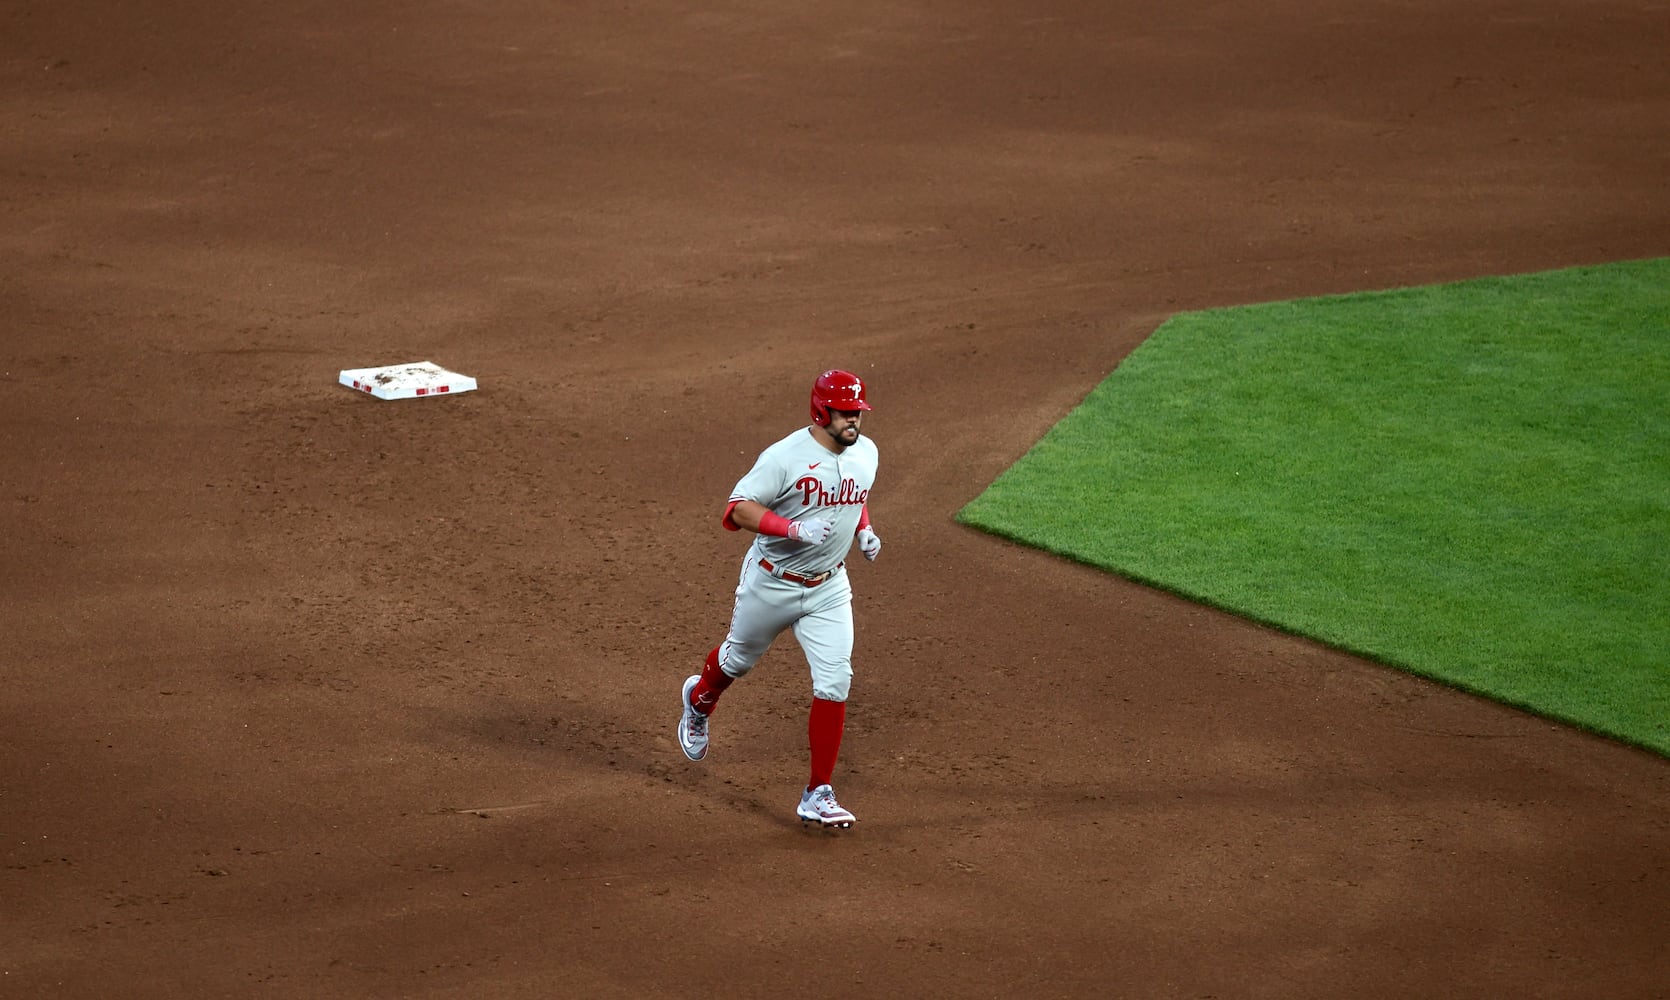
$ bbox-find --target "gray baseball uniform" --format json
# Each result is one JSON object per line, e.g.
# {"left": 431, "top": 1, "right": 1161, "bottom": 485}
{"left": 717, "top": 426, "right": 880, "bottom": 701}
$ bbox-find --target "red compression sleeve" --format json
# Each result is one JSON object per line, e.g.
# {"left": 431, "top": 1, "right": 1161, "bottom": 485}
{"left": 857, "top": 504, "right": 871, "bottom": 531}
{"left": 808, "top": 697, "right": 846, "bottom": 789}
{"left": 755, "top": 510, "right": 794, "bottom": 537}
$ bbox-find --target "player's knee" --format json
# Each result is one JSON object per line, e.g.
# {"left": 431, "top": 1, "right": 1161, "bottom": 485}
{"left": 717, "top": 644, "right": 757, "bottom": 679}
{"left": 812, "top": 668, "right": 852, "bottom": 702}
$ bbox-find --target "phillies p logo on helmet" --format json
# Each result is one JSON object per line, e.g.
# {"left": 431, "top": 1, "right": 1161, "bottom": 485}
{"left": 810, "top": 369, "right": 874, "bottom": 425}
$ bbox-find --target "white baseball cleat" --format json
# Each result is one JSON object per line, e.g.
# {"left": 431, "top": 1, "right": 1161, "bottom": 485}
{"left": 797, "top": 784, "right": 856, "bottom": 829}
{"left": 678, "top": 675, "right": 709, "bottom": 761}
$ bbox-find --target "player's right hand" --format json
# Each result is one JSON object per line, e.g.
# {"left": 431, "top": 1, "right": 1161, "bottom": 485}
{"left": 788, "top": 517, "right": 833, "bottom": 544}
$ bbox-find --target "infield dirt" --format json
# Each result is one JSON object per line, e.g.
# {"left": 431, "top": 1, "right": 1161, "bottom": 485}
{"left": 4, "top": 2, "right": 1668, "bottom": 997}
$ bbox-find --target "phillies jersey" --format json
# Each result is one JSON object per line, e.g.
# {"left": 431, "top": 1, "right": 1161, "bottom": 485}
{"left": 729, "top": 426, "right": 879, "bottom": 576}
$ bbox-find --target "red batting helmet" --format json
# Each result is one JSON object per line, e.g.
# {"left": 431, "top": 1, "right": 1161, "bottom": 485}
{"left": 809, "top": 369, "right": 873, "bottom": 425}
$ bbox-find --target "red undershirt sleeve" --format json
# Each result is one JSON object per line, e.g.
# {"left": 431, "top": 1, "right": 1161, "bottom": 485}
{"left": 724, "top": 500, "right": 794, "bottom": 538}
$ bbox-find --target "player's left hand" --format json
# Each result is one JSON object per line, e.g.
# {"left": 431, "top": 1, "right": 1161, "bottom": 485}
{"left": 857, "top": 527, "right": 882, "bottom": 561}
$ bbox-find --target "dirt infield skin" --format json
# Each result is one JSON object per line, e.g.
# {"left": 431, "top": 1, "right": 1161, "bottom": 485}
{"left": 3, "top": 2, "right": 1668, "bottom": 998}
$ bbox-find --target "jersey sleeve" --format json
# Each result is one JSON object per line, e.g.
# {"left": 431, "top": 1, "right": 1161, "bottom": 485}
{"left": 725, "top": 447, "right": 789, "bottom": 529}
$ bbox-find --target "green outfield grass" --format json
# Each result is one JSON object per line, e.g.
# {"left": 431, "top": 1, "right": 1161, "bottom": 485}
{"left": 959, "top": 258, "right": 1670, "bottom": 756}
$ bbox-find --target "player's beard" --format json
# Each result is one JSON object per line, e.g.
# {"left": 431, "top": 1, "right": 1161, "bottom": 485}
{"left": 834, "top": 425, "right": 861, "bottom": 448}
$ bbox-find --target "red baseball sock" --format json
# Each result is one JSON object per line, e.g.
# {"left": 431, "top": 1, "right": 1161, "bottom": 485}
{"left": 690, "top": 647, "right": 733, "bottom": 715}
{"left": 807, "top": 697, "right": 846, "bottom": 789}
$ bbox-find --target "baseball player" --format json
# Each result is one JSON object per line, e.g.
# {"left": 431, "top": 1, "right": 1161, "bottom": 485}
{"left": 677, "top": 369, "right": 883, "bottom": 829}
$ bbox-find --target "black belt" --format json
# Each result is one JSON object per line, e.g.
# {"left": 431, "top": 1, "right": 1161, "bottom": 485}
{"left": 760, "top": 558, "right": 841, "bottom": 587}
